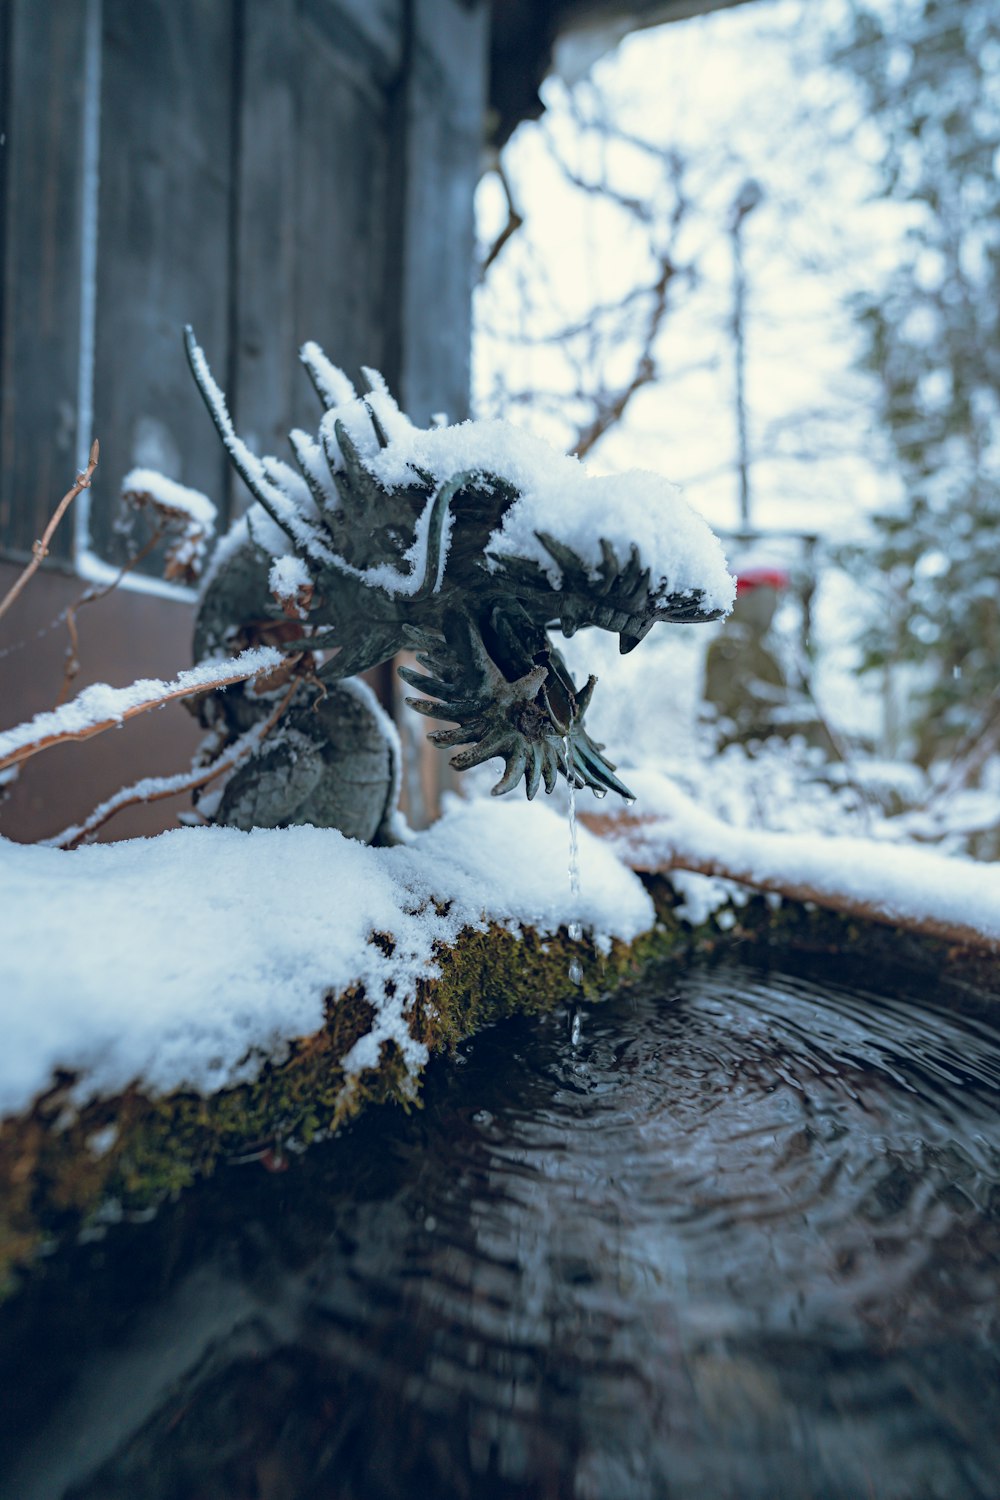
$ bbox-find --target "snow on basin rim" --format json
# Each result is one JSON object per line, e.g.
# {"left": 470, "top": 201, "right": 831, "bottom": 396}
{"left": 620, "top": 767, "right": 1000, "bottom": 943}
{"left": 0, "top": 798, "right": 653, "bottom": 1118}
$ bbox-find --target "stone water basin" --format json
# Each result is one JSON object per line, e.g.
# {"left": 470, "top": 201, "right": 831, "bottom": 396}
{"left": 1, "top": 950, "right": 998, "bottom": 1499}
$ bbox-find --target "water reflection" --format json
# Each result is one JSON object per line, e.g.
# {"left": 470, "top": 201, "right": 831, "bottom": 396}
{"left": 2, "top": 955, "right": 1000, "bottom": 1499}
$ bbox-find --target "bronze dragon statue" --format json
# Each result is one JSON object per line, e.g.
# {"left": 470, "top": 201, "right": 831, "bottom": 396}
{"left": 185, "top": 329, "right": 733, "bottom": 843}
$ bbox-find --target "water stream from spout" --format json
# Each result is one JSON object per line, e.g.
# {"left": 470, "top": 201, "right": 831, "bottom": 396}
{"left": 563, "top": 727, "right": 584, "bottom": 991}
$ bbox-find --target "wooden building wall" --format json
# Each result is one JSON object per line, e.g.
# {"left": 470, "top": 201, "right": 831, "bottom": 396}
{"left": 0, "top": 0, "right": 488, "bottom": 840}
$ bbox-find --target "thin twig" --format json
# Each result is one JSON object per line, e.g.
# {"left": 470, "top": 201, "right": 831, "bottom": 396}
{"left": 49, "top": 678, "right": 300, "bottom": 849}
{"left": 480, "top": 162, "right": 525, "bottom": 276}
{"left": 0, "top": 440, "right": 100, "bottom": 625}
{"left": 54, "top": 527, "right": 166, "bottom": 707}
{"left": 58, "top": 603, "right": 82, "bottom": 709}
{"left": 573, "top": 353, "right": 659, "bottom": 458}
{"left": 572, "top": 253, "right": 679, "bottom": 457}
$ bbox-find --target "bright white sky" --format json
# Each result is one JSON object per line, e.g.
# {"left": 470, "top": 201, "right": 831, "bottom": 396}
{"left": 474, "top": 0, "right": 929, "bottom": 740}
{"left": 474, "top": 0, "right": 918, "bottom": 544}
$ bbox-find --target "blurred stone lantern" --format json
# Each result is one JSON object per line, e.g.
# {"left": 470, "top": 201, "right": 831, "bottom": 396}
{"left": 703, "top": 565, "right": 791, "bottom": 740}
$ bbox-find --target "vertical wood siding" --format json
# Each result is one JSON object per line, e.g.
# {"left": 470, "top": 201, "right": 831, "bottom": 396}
{"left": 0, "top": 0, "right": 87, "bottom": 558}
{"left": 0, "top": 0, "right": 487, "bottom": 568}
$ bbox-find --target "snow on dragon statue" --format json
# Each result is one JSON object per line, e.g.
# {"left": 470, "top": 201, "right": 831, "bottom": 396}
{"left": 185, "top": 328, "right": 734, "bottom": 844}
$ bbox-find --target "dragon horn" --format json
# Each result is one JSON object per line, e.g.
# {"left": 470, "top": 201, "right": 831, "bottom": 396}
{"left": 411, "top": 471, "right": 477, "bottom": 600}
{"left": 184, "top": 326, "right": 298, "bottom": 544}
{"left": 363, "top": 399, "right": 391, "bottom": 451}
{"left": 299, "top": 342, "right": 357, "bottom": 409}
{"left": 332, "top": 420, "right": 386, "bottom": 520}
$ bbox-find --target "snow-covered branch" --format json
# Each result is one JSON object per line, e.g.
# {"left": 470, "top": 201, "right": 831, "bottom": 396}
{"left": 45, "top": 677, "right": 299, "bottom": 849}
{"left": 0, "top": 647, "right": 283, "bottom": 774}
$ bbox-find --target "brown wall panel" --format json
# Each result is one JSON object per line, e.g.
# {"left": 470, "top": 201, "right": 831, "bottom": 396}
{"left": 0, "top": 562, "right": 200, "bottom": 843}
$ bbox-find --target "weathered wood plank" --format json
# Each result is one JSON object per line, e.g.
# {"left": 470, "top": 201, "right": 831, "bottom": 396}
{"left": 0, "top": 0, "right": 86, "bottom": 561}
{"left": 0, "top": 2, "right": 10, "bottom": 422}
{"left": 386, "top": 0, "right": 490, "bottom": 425}
{"left": 228, "top": 0, "right": 300, "bottom": 463}
{"left": 293, "top": 0, "right": 397, "bottom": 392}
{"left": 88, "top": 0, "right": 235, "bottom": 559}
{"left": 300, "top": 0, "right": 403, "bottom": 89}
{"left": 233, "top": 0, "right": 405, "bottom": 482}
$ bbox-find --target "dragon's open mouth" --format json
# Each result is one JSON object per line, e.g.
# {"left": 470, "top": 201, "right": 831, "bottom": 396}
{"left": 559, "top": 606, "right": 653, "bottom": 652}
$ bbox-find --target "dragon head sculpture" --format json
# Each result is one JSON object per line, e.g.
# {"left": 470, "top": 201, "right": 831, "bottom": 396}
{"left": 187, "top": 329, "right": 733, "bottom": 815}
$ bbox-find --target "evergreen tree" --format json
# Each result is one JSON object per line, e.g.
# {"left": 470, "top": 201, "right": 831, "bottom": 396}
{"left": 834, "top": 0, "right": 1000, "bottom": 760}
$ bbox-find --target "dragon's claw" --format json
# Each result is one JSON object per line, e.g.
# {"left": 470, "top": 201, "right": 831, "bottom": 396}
{"left": 492, "top": 745, "right": 529, "bottom": 796}
{"left": 396, "top": 619, "right": 632, "bottom": 800}
{"left": 450, "top": 734, "right": 510, "bottom": 772}
{"left": 524, "top": 743, "right": 543, "bottom": 801}
{"left": 540, "top": 742, "right": 559, "bottom": 795}
{"left": 427, "top": 723, "right": 482, "bottom": 748}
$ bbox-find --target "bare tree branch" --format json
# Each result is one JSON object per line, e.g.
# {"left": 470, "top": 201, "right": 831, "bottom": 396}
{"left": 480, "top": 162, "right": 525, "bottom": 276}
{"left": 572, "top": 252, "right": 679, "bottom": 458}
{"left": 0, "top": 648, "right": 284, "bottom": 774}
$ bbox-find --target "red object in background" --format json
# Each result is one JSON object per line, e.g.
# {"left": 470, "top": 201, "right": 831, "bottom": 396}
{"left": 735, "top": 566, "right": 790, "bottom": 596}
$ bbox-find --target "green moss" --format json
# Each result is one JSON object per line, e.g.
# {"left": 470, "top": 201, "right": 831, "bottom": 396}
{"left": 0, "top": 883, "right": 993, "bottom": 1300}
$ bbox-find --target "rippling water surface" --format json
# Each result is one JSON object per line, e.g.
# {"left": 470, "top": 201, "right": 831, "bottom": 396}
{"left": 3, "top": 954, "right": 1000, "bottom": 1500}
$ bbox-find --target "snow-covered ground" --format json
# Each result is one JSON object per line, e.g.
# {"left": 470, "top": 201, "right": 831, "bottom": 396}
{"left": 542, "top": 620, "right": 1000, "bottom": 924}
{"left": 557, "top": 621, "right": 1000, "bottom": 846}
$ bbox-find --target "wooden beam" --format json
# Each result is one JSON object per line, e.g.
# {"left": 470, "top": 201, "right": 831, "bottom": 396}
{"left": 489, "top": 0, "right": 758, "bottom": 145}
